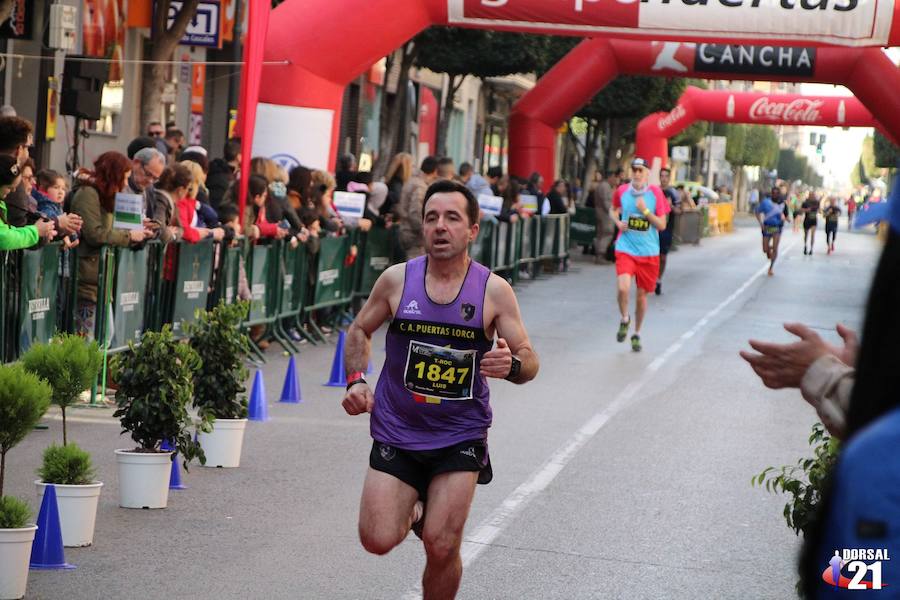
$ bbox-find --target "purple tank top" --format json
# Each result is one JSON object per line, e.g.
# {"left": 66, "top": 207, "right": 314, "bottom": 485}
{"left": 371, "top": 256, "right": 494, "bottom": 450}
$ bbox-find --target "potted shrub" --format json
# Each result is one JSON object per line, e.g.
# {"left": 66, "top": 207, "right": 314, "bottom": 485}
{"left": 0, "top": 364, "right": 51, "bottom": 600}
{"left": 21, "top": 334, "right": 102, "bottom": 446}
{"left": 21, "top": 335, "right": 104, "bottom": 546}
{"left": 110, "top": 326, "right": 210, "bottom": 509}
{"left": 34, "top": 444, "right": 101, "bottom": 547}
{"left": 188, "top": 302, "right": 251, "bottom": 468}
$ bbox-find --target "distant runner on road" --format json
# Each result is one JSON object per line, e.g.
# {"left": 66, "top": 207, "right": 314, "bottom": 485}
{"left": 341, "top": 179, "right": 539, "bottom": 600}
{"left": 756, "top": 187, "right": 789, "bottom": 277}
{"left": 610, "top": 158, "right": 670, "bottom": 352}
{"left": 824, "top": 199, "right": 841, "bottom": 255}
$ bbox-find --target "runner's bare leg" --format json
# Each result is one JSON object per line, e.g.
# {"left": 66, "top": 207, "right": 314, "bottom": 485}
{"left": 358, "top": 468, "right": 420, "bottom": 555}
{"left": 635, "top": 287, "right": 648, "bottom": 334}
{"left": 617, "top": 274, "right": 631, "bottom": 321}
{"left": 421, "top": 471, "right": 479, "bottom": 600}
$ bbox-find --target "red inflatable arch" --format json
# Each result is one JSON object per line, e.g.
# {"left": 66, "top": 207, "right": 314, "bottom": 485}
{"left": 634, "top": 86, "right": 886, "bottom": 176}
{"left": 256, "top": 0, "right": 900, "bottom": 174}
{"left": 508, "top": 39, "right": 900, "bottom": 189}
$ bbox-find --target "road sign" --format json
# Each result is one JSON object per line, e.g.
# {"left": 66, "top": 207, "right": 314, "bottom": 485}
{"left": 166, "top": 0, "right": 221, "bottom": 48}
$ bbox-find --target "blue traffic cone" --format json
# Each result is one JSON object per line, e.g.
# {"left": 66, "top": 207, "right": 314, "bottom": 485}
{"left": 279, "top": 355, "right": 301, "bottom": 403}
{"left": 30, "top": 485, "right": 75, "bottom": 570}
{"left": 248, "top": 370, "right": 269, "bottom": 421}
{"left": 325, "top": 330, "right": 347, "bottom": 387}
{"left": 160, "top": 440, "right": 186, "bottom": 490}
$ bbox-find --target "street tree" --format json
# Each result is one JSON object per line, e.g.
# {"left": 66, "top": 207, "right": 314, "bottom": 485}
{"left": 725, "top": 124, "right": 779, "bottom": 204}
{"left": 536, "top": 37, "right": 686, "bottom": 192}
{"left": 851, "top": 135, "right": 878, "bottom": 187}
{"left": 141, "top": 0, "right": 202, "bottom": 129}
{"left": 873, "top": 131, "right": 899, "bottom": 169}
{"left": 372, "top": 41, "right": 419, "bottom": 179}
{"left": 415, "top": 27, "right": 547, "bottom": 159}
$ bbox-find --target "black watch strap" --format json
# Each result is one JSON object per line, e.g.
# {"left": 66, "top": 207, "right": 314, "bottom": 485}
{"left": 505, "top": 356, "right": 522, "bottom": 381}
{"left": 346, "top": 377, "right": 367, "bottom": 391}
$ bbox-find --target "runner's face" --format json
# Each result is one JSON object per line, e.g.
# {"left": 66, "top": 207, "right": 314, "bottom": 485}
{"left": 631, "top": 167, "right": 647, "bottom": 187}
{"left": 423, "top": 192, "right": 478, "bottom": 260}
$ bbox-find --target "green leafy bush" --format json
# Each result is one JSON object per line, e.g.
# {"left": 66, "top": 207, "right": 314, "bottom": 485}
{"left": 110, "top": 326, "right": 211, "bottom": 469}
{"left": 0, "top": 496, "right": 31, "bottom": 529}
{"left": 21, "top": 334, "right": 102, "bottom": 445}
{"left": 753, "top": 423, "right": 839, "bottom": 536}
{"left": 0, "top": 364, "right": 52, "bottom": 497}
{"left": 187, "top": 302, "right": 250, "bottom": 420}
{"left": 754, "top": 423, "right": 839, "bottom": 596}
{"left": 38, "top": 443, "right": 96, "bottom": 485}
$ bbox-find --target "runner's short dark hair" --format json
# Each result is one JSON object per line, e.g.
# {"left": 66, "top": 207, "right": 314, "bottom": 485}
{"left": 423, "top": 179, "right": 479, "bottom": 226}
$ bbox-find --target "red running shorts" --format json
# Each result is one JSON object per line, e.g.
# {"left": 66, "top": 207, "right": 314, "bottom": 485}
{"left": 615, "top": 251, "right": 660, "bottom": 293}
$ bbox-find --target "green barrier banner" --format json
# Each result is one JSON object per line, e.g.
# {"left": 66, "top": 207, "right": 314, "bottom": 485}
{"left": 280, "top": 242, "right": 308, "bottom": 315}
{"left": 221, "top": 243, "right": 242, "bottom": 305}
{"left": 495, "top": 221, "right": 510, "bottom": 268}
{"left": 18, "top": 244, "right": 60, "bottom": 353}
{"left": 540, "top": 216, "right": 558, "bottom": 258}
{"left": 470, "top": 219, "right": 495, "bottom": 267}
{"left": 520, "top": 217, "right": 536, "bottom": 261}
{"left": 171, "top": 241, "right": 214, "bottom": 335}
{"left": 359, "top": 228, "right": 392, "bottom": 296}
{"left": 248, "top": 244, "right": 272, "bottom": 323}
{"left": 557, "top": 214, "right": 571, "bottom": 259}
{"left": 314, "top": 236, "right": 350, "bottom": 306}
{"left": 570, "top": 206, "right": 597, "bottom": 246}
{"left": 109, "top": 246, "right": 149, "bottom": 351}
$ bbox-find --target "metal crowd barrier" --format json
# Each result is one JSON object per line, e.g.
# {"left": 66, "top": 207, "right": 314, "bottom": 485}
{"left": 1, "top": 216, "right": 587, "bottom": 362}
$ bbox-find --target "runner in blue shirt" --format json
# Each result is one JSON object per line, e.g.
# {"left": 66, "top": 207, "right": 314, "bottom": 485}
{"left": 755, "top": 187, "right": 788, "bottom": 276}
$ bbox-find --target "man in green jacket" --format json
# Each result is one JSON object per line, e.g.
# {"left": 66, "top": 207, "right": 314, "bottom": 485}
{"left": 0, "top": 155, "right": 54, "bottom": 249}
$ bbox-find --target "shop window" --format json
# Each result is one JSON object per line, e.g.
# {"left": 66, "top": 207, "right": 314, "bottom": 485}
{"left": 87, "top": 81, "right": 124, "bottom": 135}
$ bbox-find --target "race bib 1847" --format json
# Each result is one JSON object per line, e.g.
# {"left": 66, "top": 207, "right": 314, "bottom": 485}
{"left": 404, "top": 340, "right": 476, "bottom": 401}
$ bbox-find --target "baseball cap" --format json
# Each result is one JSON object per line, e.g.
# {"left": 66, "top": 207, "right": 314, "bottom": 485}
{"left": 631, "top": 157, "right": 648, "bottom": 170}
{"left": 0, "top": 155, "right": 19, "bottom": 186}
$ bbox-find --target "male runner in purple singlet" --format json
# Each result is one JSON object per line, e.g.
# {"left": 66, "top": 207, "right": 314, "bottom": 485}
{"left": 342, "top": 179, "right": 539, "bottom": 599}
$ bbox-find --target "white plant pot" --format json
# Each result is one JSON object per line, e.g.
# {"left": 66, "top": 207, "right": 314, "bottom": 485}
{"left": 35, "top": 481, "right": 103, "bottom": 547}
{"left": 198, "top": 418, "right": 248, "bottom": 468}
{"left": 0, "top": 525, "right": 37, "bottom": 600}
{"left": 115, "top": 450, "right": 173, "bottom": 509}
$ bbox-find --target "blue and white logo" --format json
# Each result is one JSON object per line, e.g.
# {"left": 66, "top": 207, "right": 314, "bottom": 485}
{"left": 271, "top": 153, "right": 301, "bottom": 172}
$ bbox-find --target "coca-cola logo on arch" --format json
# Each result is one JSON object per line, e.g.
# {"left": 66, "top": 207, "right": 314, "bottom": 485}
{"left": 749, "top": 98, "right": 824, "bottom": 124}
{"left": 658, "top": 104, "right": 687, "bottom": 131}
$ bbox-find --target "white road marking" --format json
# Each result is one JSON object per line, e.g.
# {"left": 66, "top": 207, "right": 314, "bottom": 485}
{"left": 402, "top": 242, "right": 795, "bottom": 600}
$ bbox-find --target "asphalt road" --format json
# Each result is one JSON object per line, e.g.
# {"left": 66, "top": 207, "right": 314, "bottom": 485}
{"left": 7, "top": 218, "right": 880, "bottom": 600}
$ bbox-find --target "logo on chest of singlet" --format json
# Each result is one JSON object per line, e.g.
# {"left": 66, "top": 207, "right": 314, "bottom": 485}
{"left": 402, "top": 300, "right": 421, "bottom": 315}
{"left": 460, "top": 303, "right": 476, "bottom": 322}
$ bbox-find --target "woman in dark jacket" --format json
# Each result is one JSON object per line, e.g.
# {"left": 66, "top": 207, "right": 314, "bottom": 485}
{"left": 70, "top": 151, "right": 154, "bottom": 338}
{"left": 546, "top": 180, "right": 569, "bottom": 214}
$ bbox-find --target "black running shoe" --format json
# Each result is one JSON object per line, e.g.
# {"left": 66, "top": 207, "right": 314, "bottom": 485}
{"left": 655, "top": 282, "right": 662, "bottom": 296}
{"left": 617, "top": 318, "right": 630, "bottom": 343}
{"left": 631, "top": 334, "right": 642, "bottom": 353}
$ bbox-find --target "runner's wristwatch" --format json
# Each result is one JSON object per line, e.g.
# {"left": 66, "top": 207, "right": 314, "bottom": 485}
{"left": 505, "top": 356, "right": 522, "bottom": 381}
{"left": 346, "top": 372, "right": 367, "bottom": 390}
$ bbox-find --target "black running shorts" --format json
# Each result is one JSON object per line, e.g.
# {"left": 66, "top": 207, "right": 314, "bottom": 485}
{"left": 369, "top": 439, "right": 493, "bottom": 501}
